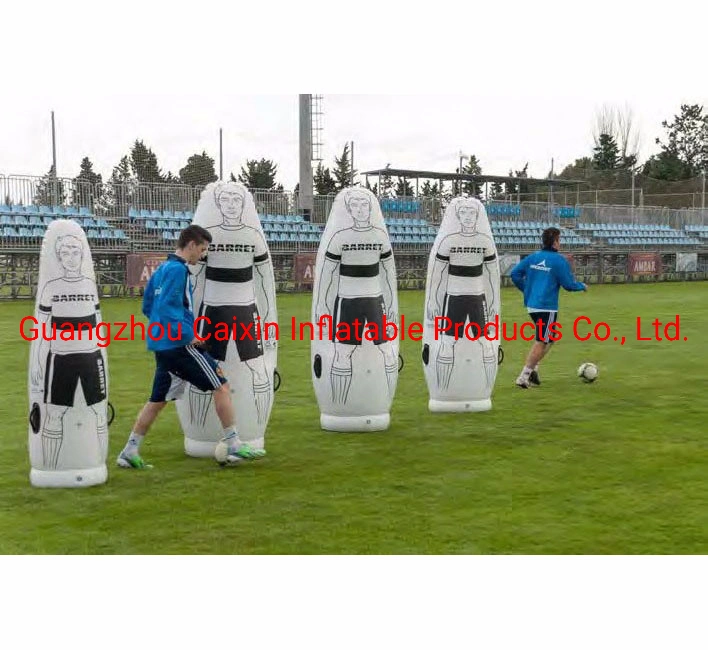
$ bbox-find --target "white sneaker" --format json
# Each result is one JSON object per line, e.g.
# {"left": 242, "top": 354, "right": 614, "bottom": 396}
{"left": 515, "top": 377, "right": 530, "bottom": 389}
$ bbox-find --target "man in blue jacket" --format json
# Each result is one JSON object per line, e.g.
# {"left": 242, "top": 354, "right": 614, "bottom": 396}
{"left": 117, "top": 225, "right": 265, "bottom": 468}
{"left": 510, "top": 227, "right": 587, "bottom": 388}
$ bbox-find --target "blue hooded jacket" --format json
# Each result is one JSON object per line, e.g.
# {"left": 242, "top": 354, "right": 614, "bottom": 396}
{"left": 142, "top": 253, "right": 195, "bottom": 351}
{"left": 510, "top": 247, "right": 585, "bottom": 311}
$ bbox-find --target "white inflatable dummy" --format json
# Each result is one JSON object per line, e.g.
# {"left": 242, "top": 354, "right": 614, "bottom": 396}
{"left": 311, "top": 187, "right": 399, "bottom": 431}
{"left": 28, "top": 219, "right": 110, "bottom": 487}
{"left": 175, "top": 181, "right": 278, "bottom": 454}
{"left": 422, "top": 197, "right": 501, "bottom": 412}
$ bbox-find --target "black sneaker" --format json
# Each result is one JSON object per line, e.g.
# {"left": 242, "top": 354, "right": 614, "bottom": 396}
{"left": 529, "top": 370, "right": 541, "bottom": 386}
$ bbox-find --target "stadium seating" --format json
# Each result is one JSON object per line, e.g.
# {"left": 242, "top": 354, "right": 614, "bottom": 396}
{"left": 1, "top": 202, "right": 705, "bottom": 253}
{"left": 0, "top": 203, "right": 129, "bottom": 247}
{"left": 576, "top": 222, "right": 702, "bottom": 246}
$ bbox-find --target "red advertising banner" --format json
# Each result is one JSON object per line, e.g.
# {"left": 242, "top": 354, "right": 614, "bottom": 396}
{"left": 293, "top": 252, "right": 317, "bottom": 285}
{"left": 126, "top": 253, "right": 167, "bottom": 288}
{"left": 628, "top": 253, "right": 661, "bottom": 275}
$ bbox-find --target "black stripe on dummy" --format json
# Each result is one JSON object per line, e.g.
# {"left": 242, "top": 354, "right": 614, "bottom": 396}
{"left": 340, "top": 263, "right": 379, "bottom": 278}
{"left": 254, "top": 253, "right": 269, "bottom": 264}
{"left": 484, "top": 253, "right": 497, "bottom": 262}
{"left": 51, "top": 314, "right": 98, "bottom": 328}
{"left": 448, "top": 264, "right": 483, "bottom": 277}
{"left": 206, "top": 267, "right": 254, "bottom": 283}
{"left": 381, "top": 249, "right": 393, "bottom": 260}
{"left": 326, "top": 251, "right": 342, "bottom": 261}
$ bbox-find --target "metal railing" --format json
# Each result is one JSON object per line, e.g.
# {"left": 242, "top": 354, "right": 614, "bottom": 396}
{"left": 2, "top": 172, "right": 708, "bottom": 235}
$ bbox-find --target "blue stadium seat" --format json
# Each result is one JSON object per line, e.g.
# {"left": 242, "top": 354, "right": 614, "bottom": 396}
{"left": 184, "top": 211, "right": 194, "bottom": 221}
{"left": 3, "top": 226, "right": 19, "bottom": 237}
{"left": 11, "top": 205, "right": 26, "bottom": 214}
{"left": 14, "top": 215, "right": 28, "bottom": 225}
{"left": 32, "top": 227, "right": 45, "bottom": 237}
{"left": 0, "top": 204, "right": 11, "bottom": 214}
{"left": 1, "top": 215, "right": 14, "bottom": 225}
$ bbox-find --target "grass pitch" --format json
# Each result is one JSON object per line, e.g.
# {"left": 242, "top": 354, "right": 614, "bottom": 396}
{"left": 1, "top": 282, "right": 706, "bottom": 554}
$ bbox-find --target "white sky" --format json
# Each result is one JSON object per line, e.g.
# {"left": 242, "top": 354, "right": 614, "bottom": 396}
{"left": 1, "top": 1, "right": 705, "bottom": 191}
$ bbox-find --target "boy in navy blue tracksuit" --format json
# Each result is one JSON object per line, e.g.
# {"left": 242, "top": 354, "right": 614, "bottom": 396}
{"left": 510, "top": 227, "right": 587, "bottom": 388}
{"left": 117, "top": 225, "right": 265, "bottom": 468}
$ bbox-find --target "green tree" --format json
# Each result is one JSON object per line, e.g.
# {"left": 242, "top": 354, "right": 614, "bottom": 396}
{"left": 72, "top": 157, "right": 103, "bottom": 210}
{"left": 97, "top": 156, "right": 137, "bottom": 215}
{"left": 505, "top": 163, "right": 529, "bottom": 197}
{"left": 460, "top": 155, "right": 482, "bottom": 198}
{"left": 234, "top": 159, "right": 282, "bottom": 190}
{"left": 490, "top": 181, "right": 504, "bottom": 199}
{"left": 314, "top": 162, "right": 337, "bottom": 195}
{"left": 365, "top": 177, "right": 378, "bottom": 195}
{"left": 641, "top": 150, "right": 693, "bottom": 181}
{"left": 655, "top": 104, "right": 708, "bottom": 173}
{"left": 130, "top": 140, "right": 165, "bottom": 184}
{"left": 333, "top": 143, "right": 357, "bottom": 190}
{"left": 33, "top": 164, "right": 66, "bottom": 207}
{"left": 395, "top": 176, "right": 414, "bottom": 197}
{"left": 592, "top": 133, "right": 620, "bottom": 170}
{"left": 179, "top": 151, "right": 218, "bottom": 187}
{"left": 559, "top": 157, "right": 594, "bottom": 180}
{"left": 378, "top": 164, "right": 394, "bottom": 198}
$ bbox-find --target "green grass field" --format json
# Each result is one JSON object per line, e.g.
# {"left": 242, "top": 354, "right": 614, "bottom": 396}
{"left": 1, "top": 282, "right": 706, "bottom": 554}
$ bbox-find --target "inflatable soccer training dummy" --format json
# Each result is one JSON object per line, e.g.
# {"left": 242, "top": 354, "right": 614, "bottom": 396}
{"left": 175, "top": 181, "right": 278, "bottom": 454}
{"left": 311, "top": 187, "right": 399, "bottom": 432}
{"left": 28, "top": 219, "right": 110, "bottom": 487}
{"left": 422, "top": 197, "right": 501, "bottom": 412}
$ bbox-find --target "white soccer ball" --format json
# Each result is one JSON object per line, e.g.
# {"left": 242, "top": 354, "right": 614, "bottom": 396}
{"left": 577, "top": 362, "right": 599, "bottom": 383}
{"left": 214, "top": 440, "right": 230, "bottom": 465}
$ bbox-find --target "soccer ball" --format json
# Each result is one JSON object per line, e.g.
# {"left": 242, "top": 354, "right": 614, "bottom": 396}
{"left": 214, "top": 440, "right": 230, "bottom": 465}
{"left": 577, "top": 362, "right": 599, "bottom": 383}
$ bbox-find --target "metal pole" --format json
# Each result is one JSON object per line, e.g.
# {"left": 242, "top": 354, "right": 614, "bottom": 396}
{"left": 350, "top": 141, "right": 354, "bottom": 187}
{"left": 51, "top": 111, "right": 57, "bottom": 173}
{"left": 219, "top": 128, "right": 223, "bottom": 180}
{"left": 702, "top": 170, "right": 706, "bottom": 211}
{"left": 298, "top": 95, "right": 314, "bottom": 219}
{"left": 51, "top": 111, "right": 57, "bottom": 205}
{"left": 631, "top": 171, "right": 635, "bottom": 221}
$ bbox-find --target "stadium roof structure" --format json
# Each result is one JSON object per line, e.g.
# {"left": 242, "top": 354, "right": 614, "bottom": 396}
{"left": 362, "top": 167, "right": 587, "bottom": 188}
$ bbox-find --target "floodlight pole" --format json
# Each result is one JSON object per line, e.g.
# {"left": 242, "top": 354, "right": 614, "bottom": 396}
{"left": 219, "top": 128, "right": 223, "bottom": 180}
{"left": 51, "top": 111, "right": 57, "bottom": 205}
{"left": 631, "top": 170, "right": 636, "bottom": 221}
{"left": 458, "top": 152, "right": 469, "bottom": 196}
{"left": 702, "top": 170, "right": 706, "bottom": 211}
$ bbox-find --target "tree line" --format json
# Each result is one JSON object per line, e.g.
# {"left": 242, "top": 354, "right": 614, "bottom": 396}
{"left": 25, "top": 102, "right": 708, "bottom": 210}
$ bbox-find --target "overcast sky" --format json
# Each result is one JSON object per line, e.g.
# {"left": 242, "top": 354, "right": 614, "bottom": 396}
{"left": 2, "top": 1, "right": 705, "bottom": 192}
